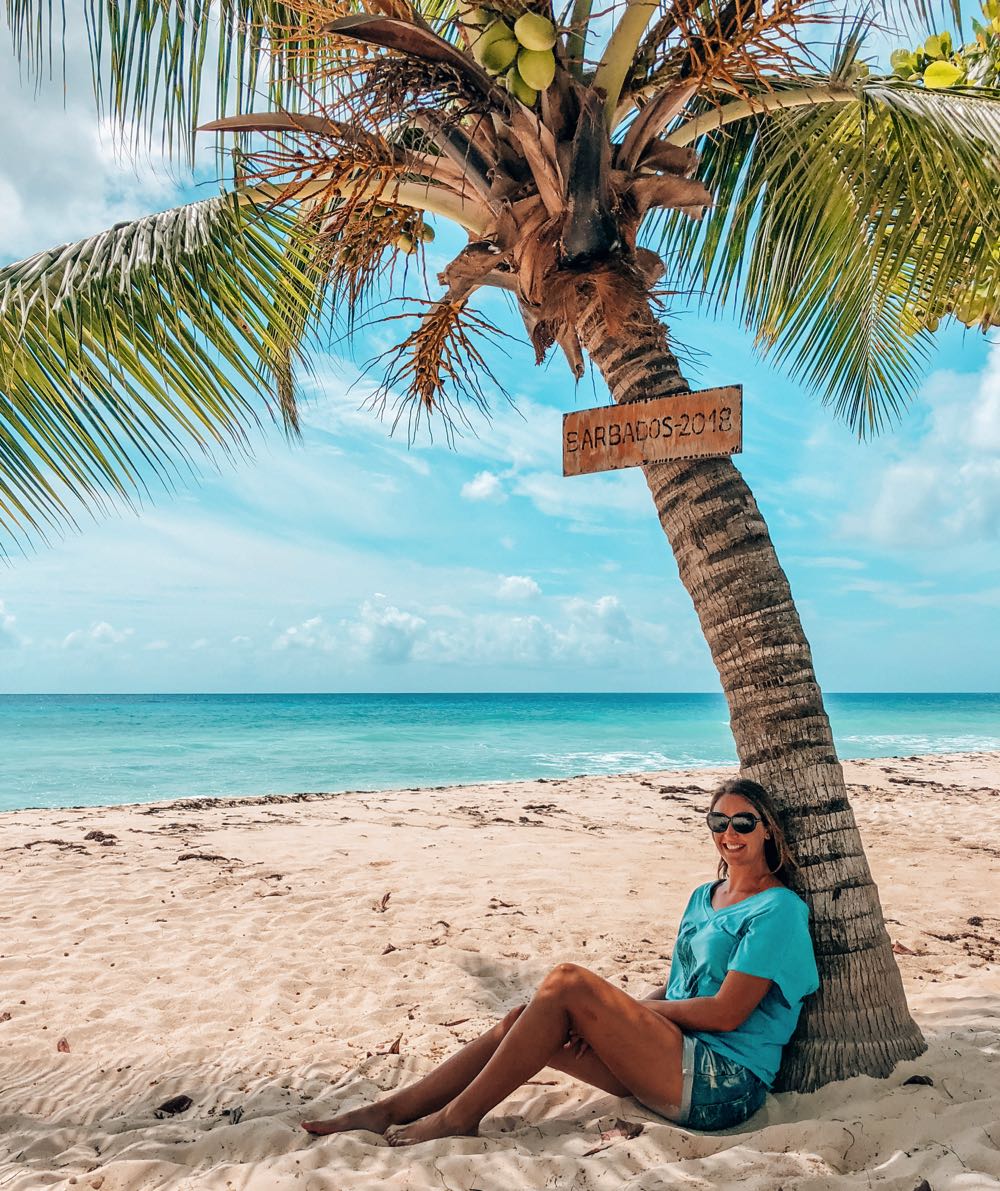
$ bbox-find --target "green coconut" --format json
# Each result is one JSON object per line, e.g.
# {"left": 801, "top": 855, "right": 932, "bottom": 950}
{"left": 513, "top": 12, "right": 556, "bottom": 51}
{"left": 459, "top": 4, "right": 493, "bottom": 26}
{"left": 472, "top": 20, "right": 517, "bottom": 72}
{"left": 505, "top": 66, "right": 538, "bottom": 105}
{"left": 951, "top": 292, "right": 988, "bottom": 327}
{"left": 516, "top": 46, "right": 555, "bottom": 90}
{"left": 396, "top": 233, "right": 416, "bottom": 254}
{"left": 416, "top": 222, "right": 436, "bottom": 242}
{"left": 481, "top": 35, "right": 519, "bottom": 72}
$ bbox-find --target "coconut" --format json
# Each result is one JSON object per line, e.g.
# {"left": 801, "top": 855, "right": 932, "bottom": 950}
{"left": 505, "top": 66, "right": 538, "bottom": 106}
{"left": 951, "top": 292, "right": 987, "bottom": 327}
{"left": 472, "top": 20, "right": 517, "bottom": 72}
{"left": 459, "top": 5, "right": 493, "bottom": 26}
{"left": 516, "top": 46, "right": 556, "bottom": 90}
{"left": 481, "top": 35, "right": 519, "bottom": 72}
{"left": 396, "top": 233, "right": 416, "bottom": 254}
{"left": 513, "top": 12, "right": 556, "bottom": 51}
{"left": 416, "top": 222, "right": 436, "bottom": 242}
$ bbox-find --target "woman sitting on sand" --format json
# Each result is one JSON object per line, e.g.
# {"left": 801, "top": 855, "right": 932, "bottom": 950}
{"left": 303, "top": 777, "right": 819, "bottom": 1142}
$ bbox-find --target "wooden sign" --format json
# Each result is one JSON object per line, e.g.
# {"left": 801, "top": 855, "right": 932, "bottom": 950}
{"left": 562, "top": 386, "right": 742, "bottom": 477}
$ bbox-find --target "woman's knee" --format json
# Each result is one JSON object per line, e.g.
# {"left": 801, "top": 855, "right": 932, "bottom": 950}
{"left": 539, "top": 962, "right": 592, "bottom": 998}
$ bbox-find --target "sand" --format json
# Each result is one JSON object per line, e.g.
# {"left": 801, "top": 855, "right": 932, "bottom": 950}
{"left": 0, "top": 751, "right": 998, "bottom": 1190}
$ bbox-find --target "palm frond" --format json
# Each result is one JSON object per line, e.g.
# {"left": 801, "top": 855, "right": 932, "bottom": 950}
{"left": 0, "top": 195, "right": 325, "bottom": 553}
{"left": 594, "top": 0, "right": 659, "bottom": 124}
{"left": 565, "top": 0, "right": 593, "bottom": 76}
{"left": 651, "top": 81, "right": 1000, "bottom": 435}
{"left": 5, "top": 0, "right": 331, "bottom": 159}
{"left": 4, "top": 0, "right": 495, "bottom": 160}
{"left": 626, "top": 0, "right": 827, "bottom": 115}
{"left": 866, "top": 78, "right": 1000, "bottom": 147}
{"left": 365, "top": 297, "right": 513, "bottom": 444}
{"left": 873, "top": 0, "right": 963, "bottom": 32}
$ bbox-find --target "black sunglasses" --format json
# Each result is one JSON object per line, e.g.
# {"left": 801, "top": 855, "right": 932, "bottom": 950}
{"left": 706, "top": 810, "right": 765, "bottom": 835}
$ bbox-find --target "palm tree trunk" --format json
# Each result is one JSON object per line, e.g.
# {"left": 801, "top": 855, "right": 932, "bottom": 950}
{"left": 576, "top": 291, "right": 926, "bottom": 1092}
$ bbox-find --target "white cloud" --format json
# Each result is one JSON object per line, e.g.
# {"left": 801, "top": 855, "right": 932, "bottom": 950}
{"left": 301, "top": 362, "right": 563, "bottom": 486}
{"left": 963, "top": 586, "right": 1000, "bottom": 607}
{"left": 563, "top": 594, "right": 634, "bottom": 644}
{"left": 794, "top": 556, "right": 866, "bottom": 571}
{"left": 298, "top": 360, "right": 400, "bottom": 440}
{"left": 0, "top": 600, "right": 21, "bottom": 647}
{"left": 396, "top": 452, "right": 432, "bottom": 477}
{"left": 461, "top": 470, "right": 506, "bottom": 503}
{"left": 63, "top": 621, "right": 134, "bottom": 648}
{"left": 345, "top": 599, "right": 425, "bottom": 664}
{"left": 273, "top": 616, "right": 337, "bottom": 652}
{"left": 301, "top": 357, "right": 648, "bottom": 533}
{"left": 231, "top": 635, "right": 253, "bottom": 648}
{"left": 265, "top": 592, "right": 661, "bottom": 673}
{"left": 420, "top": 394, "right": 563, "bottom": 473}
{"left": 0, "top": 63, "right": 181, "bottom": 261}
{"left": 841, "top": 343, "right": 1000, "bottom": 552}
{"left": 143, "top": 639, "right": 170, "bottom": 651}
{"left": 836, "top": 577, "right": 1000, "bottom": 612}
{"left": 839, "top": 578, "right": 939, "bottom": 609}
{"left": 967, "top": 349, "right": 1000, "bottom": 452}
{"left": 497, "top": 575, "right": 541, "bottom": 601}
{"left": 513, "top": 468, "right": 650, "bottom": 527}
{"left": 417, "top": 593, "right": 648, "bottom": 670}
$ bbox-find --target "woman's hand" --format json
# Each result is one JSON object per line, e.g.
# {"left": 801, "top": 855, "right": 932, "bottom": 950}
{"left": 564, "top": 1030, "right": 591, "bottom": 1059}
{"left": 648, "top": 971, "right": 773, "bottom": 1032}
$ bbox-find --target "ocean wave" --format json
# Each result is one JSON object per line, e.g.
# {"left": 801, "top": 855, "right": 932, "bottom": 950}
{"left": 531, "top": 750, "right": 729, "bottom": 772}
{"left": 840, "top": 733, "right": 1000, "bottom": 752}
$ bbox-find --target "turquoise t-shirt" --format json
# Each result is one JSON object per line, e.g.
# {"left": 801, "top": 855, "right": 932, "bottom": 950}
{"left": 665, "top": 881, "right": 819, "bottom": 1087}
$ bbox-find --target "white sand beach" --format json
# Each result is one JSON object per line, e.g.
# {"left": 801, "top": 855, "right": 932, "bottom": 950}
{"left": 1, "top": 751, "right": 998, "bottom": 1190}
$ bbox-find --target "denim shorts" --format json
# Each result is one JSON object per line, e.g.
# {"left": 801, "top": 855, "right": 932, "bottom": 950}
{"left": 676, "top": 1034, "right": 768, "bottom": 1131}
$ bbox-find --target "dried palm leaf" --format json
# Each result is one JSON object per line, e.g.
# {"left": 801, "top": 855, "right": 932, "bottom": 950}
{"left": 366, "top": 298, "right": 513, "bottom": 442}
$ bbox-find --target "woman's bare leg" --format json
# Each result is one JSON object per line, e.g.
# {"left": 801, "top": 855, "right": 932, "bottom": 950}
{"left": 387, "top": 964, "right": 684, "bottom": 1145}
{"left": 303, "top": 973, "right": 651, "bottom": 1137}
{"left": 302, "top": 1005, "right": 531, "bottom": 1135}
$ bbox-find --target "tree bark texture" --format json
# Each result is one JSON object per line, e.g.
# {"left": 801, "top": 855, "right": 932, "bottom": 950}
{"left": 576, "top": 294, "right": 926, "bottom": 1092}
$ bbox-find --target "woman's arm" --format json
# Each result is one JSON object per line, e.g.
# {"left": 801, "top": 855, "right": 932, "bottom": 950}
{"left": 646, "top": 971, "right": 773, "bottom": 1032}
{"left": 567, "top": 971, "right": 771, "bottom": 1060}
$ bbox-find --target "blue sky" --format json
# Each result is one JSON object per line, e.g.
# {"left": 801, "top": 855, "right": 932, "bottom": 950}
{"left": 1, "top": 13, "right": 998, "bottom": 694}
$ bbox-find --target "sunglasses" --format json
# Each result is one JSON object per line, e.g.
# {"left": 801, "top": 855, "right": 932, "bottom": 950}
{"left": 706, "top": 811, "right": 765, "bottom": 835}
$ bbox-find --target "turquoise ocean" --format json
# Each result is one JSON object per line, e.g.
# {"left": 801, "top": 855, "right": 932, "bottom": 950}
{"left": 1, "top": 692, "right": 997, "bottom": 813}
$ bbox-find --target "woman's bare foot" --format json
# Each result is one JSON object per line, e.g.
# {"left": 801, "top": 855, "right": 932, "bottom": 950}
{"left": 301, "top": 1101, "right": 394, "bottom": 1136}
{"left": 386, "top": 1107, "right": 480, "bottom": 1147}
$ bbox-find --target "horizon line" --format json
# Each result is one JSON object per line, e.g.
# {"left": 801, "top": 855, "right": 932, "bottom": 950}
{"left": 1, "top": 690, "right": 997, "bottom": 698}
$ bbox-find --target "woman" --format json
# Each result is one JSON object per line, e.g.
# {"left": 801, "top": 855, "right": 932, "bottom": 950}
{"left": 302, "top": 777, "right": 819, "bottom": 1142}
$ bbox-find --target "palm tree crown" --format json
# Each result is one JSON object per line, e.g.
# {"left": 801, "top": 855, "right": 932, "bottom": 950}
{"left": 1, "top": 0, "right": 999, "bottom": 550}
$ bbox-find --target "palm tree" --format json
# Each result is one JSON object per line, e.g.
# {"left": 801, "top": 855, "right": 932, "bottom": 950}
{"left": 2, "top": 0, "right": 998, "bottom": 1091}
